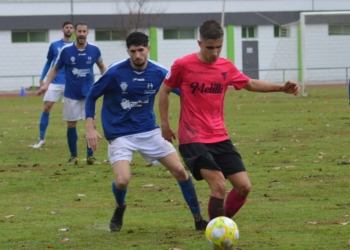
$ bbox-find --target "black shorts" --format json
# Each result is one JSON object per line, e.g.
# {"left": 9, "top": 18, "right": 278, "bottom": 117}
{"left": 179, "top": 140, "right": 246, "bottom": 181}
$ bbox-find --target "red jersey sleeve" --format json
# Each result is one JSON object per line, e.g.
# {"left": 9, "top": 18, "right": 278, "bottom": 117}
{"left": 229, "top": 64, "right": 250, "bottom": 90}
{"left": 164, "top": 59, "right": 182, "bottom": 88}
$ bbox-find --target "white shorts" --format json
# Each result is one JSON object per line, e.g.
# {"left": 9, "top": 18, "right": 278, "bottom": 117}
{"left": 43, "top": 84, "right": 65, "bottom": 103}
{"left": 108, "top": 128, "right": 176, "bottom": 165}
{"left": 63, "top": 97, "right": 85, "bottom": 121}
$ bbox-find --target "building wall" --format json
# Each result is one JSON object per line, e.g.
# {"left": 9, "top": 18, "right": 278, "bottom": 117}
{"left": 1, "top": 0, "right": 350, "bottom": 16}
{"left": 2, "top": 21, "right": 350, "bottom": 91}
{"left": 304, "top": 24, "right": 350, "bottom": 84}
{"left": 157, "top": 28, "right": 227, "bottom": 70}
{"left": 0, "top": 29, "right": 128, "bottom": 91}
{"left": 259, "top": 25, "right": 299, "bottom": 82}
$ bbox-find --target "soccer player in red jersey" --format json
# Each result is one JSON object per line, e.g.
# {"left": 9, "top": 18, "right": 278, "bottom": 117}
{"left": 158, "top": 19, "right": 300, "bottom": 220}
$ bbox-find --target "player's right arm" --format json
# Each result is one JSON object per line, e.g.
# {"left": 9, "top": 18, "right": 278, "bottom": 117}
{"left": 39, "top": 60, "right": 51, "bottom": 86}
{"left": 37, "top": 65, "right": 58, "bottom": 96}
{"left": 85, "top": 70, "right": 112, "bottom": 151}
{"left": 85, "top": 117, "right": 103, "bottom": 152}
{"left": 39, "top": 43, "right": 55, "bottom": 86}
{"left": 158, "top": 83, "right": 177, "bottom": 143}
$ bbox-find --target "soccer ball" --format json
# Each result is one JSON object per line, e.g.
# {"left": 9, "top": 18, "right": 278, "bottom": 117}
{"left": 205, "top": 216, "right": 239, "bottom": 250}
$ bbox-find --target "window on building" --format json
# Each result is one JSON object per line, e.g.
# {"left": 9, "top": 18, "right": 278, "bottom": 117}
{"left": 242, "top": 26, "right": 257, "bottom": 38}
{"left": 274, "top": 25, "right": 290, "bottom": 38}
{"left": 12, "top": 30, "right": 47, "bottom": 43}
{"left": 163, "top": 28, "right": 196, "bottom": 40}
{"left": 95, "top": 29, "right": 129, "bottom": 41}
{"left": 329, "top": 24, "right": 350, "bottom": 35}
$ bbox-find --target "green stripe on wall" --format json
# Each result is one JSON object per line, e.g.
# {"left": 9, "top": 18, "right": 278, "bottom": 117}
{"left": 297, "top": 24, "right": 302, "bottom": 82}
{"left": 149, "top": 27, "right": 158, "bottom": 61}
{"left": 226, "top": 25, "right": 235, "bottom": 63}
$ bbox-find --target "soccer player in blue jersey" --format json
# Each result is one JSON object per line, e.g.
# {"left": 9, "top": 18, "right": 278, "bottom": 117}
{"left": 85, "top": 31, "right": 208, "bottom": 232}
{"left": 37, "top": 22, "right": 107, "bottom": 165}
{"left": 32, "top": 21, "right": 74, "bottom": 149}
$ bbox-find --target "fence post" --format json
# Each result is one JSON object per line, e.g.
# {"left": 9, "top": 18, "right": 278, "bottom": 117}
{"left": 32, "top": 76, "right": 35, "bottom": 93}
{"left": 348, "top": 77, "right": 350, "bottom": 105}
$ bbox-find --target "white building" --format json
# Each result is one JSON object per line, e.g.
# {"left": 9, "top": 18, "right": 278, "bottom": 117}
{"left": 0, "top": 0, "right": 350, "bottom": 91}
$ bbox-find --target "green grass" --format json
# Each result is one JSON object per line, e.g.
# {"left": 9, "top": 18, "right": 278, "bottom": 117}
{"left": 1, "top": 86, "right": 350, "bottom": 250}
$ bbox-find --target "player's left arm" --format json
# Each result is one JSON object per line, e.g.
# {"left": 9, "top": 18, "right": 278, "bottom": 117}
{"left": 96, "top": 59, "right": 107, "bottom": 75}
{"left": 85, "top": 86, "right": 102, "bottom": 152}
{"left": 244, "top": 79, "right": 300, "bottom": 95}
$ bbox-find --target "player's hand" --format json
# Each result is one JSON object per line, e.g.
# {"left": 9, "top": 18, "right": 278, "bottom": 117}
{"left": 37, "top": 84, "right": 48, "bottom": 96}
{"left": 39, "top": 79, "right": 44, "bottom": 87}
{"left": 283, "top": 81, "right": 300, "bottom": 95}
{"left": 161, "top": 125, "right": 177, "bottom": 143}
{"left": 86, "top": 128, "right": 103, "bottom": 151}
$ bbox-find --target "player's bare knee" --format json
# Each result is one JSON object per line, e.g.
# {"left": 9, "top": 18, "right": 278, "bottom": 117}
{"left": 237, "top": 183, "right": 251, "bottom": 198}
{"left": 115, "top": 181, "right": 129, "bottom": 190}
{"left": 210, "top": 180, "right": 227, "bottom": 197}
{"left": 171, "top": 167, "right": 188, "bottom": 182}
{"left": 43, "top": 102, "right": 54, "bottom": 113}
{"left": 217, "top": 180, "right": 227, "bottom": 194}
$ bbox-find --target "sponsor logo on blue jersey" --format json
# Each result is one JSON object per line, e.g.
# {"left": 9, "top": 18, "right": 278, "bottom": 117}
{"left": 133, "top": 78, "right": 145, "bottom": 81}
{"left": 120, "top": 82, "right": 128, "bottom": 94}
{"left": 72, "top": 68, "right": 90, "bottom": 77}
{"left": 144, "top": 83, "right": 156, "bottom": 94}
{"left": 70, "top": 56, "right": 76, "bottom": 64}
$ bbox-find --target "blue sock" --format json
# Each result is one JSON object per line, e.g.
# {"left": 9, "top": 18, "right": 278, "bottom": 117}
{"left": 112, "top": 181, "right": 127, "bottom": 207}
{"left": 87, "top": 144, "right": 94, "bottom": 157}
{"left": 67, "top": 127, "right": 78, "bottom": 157}
{"left": 39, "top": 112, "right": 49, "bottom": 140}
{"left": 178, "top": 177, "right": 201, "bottom": 215}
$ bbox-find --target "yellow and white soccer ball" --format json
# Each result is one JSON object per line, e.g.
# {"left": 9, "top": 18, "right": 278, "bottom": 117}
{"left": 205, "top": 216, "right": 239, "bottom": 250}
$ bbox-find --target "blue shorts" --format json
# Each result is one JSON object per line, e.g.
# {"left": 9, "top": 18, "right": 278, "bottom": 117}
{"left": 179, "top": 140, "right": 246, "bottom": 181}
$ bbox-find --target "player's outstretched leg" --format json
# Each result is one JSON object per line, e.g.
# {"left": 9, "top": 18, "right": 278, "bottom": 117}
{"left": 159, "top": 152, "right": 208, "bottom": 230}
{"left": 178, "top": 177, "right": 208, "bottom": 230}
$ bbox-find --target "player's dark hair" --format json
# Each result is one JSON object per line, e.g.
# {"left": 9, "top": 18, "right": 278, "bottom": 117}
{"left": 75, "top": 22, "right": 87, "bottom": 30}
{"left": 62, "top": 21, "right": 73, "bottom": 28}
{"left": 199, "top": 19, "right": 223, "bottom": 40}
{"left": 126, "top": 32, "right": 149, "bottom": 49}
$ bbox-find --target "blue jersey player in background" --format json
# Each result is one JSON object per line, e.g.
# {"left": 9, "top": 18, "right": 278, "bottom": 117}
{"left": 32, "top": 21, "right": 74, "bottom": 149}
{"left": 85, "top": 32, "right": 208, "bottom": 232}
{"left": 37, "top": 22, "right": 107, "bottom": 165}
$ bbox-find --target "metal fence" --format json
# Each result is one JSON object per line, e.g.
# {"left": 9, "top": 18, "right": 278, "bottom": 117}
{"left": 1, "top": 66, "right": 349, "bottom": 93}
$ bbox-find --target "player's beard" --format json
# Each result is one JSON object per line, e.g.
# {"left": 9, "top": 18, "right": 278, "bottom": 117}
{"left": 76, "top": 36, "right": 86, "bottom": 45}
{"left": 64, "top": 32, "right": 72, "bottom": 38}
{"left": 132, "top": 58, "right": 145, "bottom": 68}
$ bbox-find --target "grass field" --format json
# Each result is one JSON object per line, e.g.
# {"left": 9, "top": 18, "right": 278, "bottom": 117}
{"left": 1, "top": 86, "right": 350, "bottom": 250}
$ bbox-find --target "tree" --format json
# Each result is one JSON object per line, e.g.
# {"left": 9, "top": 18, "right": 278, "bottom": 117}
{"left": 115, "top": 0, "right": 164, "bottom": 35}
